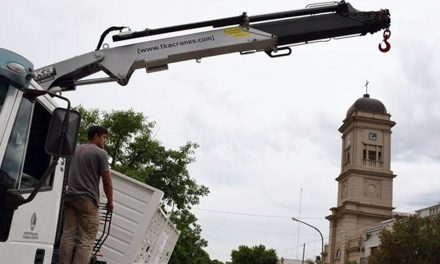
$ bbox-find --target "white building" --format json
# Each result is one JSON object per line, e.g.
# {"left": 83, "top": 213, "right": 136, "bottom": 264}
{"left": 278, "top": 258, "right": 303, "bottom": 264}
{"left": 359, "top": 217, "right": 396, "bottom": 263}
{"left": 415, "top": 202, "right": 440, "bottom": 218}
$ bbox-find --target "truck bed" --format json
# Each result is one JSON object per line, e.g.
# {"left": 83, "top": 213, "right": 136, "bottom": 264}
{"left": 97, "top": 170, "right": 179, "bottom": 264}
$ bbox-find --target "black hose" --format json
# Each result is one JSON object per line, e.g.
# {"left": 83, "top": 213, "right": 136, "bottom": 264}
{"left": 96, "top": 26, "right": 127, "bottom": 50}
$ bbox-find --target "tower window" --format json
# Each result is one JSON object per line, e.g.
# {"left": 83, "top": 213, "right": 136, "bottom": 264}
{"left": 363, "top": 144, "right": 382, "bottom": 161}
{"left": 363, "top": 144, "right": 383, "bottom": 168}
{"left": 344, "top": 147, "right": 350, "bottom": 165}
{"left": 368, "top": 150, "right": 376, "bottom": 160}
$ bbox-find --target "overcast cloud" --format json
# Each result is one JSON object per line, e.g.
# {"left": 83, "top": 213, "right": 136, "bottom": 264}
{"left": 2, "top": 0, "right": 440, "bottom": 262}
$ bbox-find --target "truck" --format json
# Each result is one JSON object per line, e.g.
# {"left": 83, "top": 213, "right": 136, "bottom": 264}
{"left": 0, "top": 1, "right": 391, "bottom": 263}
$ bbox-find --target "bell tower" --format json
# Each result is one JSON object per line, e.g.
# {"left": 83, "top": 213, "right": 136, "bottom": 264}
{"left": 326, "top": 93, "right": 396, "bottom": 264}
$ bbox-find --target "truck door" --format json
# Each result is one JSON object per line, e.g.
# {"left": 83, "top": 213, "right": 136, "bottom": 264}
{"left": 0, "top": 86, "right": 65, "bottom": 264}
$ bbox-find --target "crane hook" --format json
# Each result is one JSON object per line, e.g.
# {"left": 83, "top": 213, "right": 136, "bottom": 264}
{"left": 379, "top": 29, "right": 391, "bottom": 53}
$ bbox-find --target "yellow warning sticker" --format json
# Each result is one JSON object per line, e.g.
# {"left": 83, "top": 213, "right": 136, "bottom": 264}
{"left": 224, "top": 27, "right": 251, "bottom": 38}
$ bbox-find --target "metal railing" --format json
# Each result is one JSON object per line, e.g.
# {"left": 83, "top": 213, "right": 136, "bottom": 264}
{"left": 91, "top": 203, "right": 113, "bottom": 263}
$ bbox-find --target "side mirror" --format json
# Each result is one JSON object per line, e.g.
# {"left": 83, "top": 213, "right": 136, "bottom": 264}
{"left": 45, "top": 108, "right": 81, "bottom": 157}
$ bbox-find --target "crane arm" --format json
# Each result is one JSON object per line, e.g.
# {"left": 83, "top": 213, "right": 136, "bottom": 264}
{"left": 33, "top": 1, "right": 390, "bottom": 92}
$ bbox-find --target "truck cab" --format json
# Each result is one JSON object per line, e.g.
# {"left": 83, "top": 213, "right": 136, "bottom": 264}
{"left": 0, "top": 75, "right": 65, "bottom": 263}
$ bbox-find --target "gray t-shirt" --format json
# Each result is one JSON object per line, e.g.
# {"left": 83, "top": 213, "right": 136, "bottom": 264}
{"left": 65, "top": 143, "right": 109, "bottom": 206}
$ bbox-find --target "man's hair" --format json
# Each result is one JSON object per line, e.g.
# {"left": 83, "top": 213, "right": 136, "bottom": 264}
{"left": 87, "top": 125, "right": 108, "bottom": 140}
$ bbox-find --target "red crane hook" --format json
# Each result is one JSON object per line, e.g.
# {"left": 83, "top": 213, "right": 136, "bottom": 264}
{"left": 379, "top": 29, "right": 391, "bottom": 53}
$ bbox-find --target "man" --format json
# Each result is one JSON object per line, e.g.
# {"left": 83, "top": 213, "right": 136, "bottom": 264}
{"left": 59, "top": 126, "right": 113, "bottom": 264}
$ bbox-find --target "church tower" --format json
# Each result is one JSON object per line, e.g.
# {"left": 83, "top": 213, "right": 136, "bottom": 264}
{"left": 325, "top": 94, "right": 396, "bottom": 264}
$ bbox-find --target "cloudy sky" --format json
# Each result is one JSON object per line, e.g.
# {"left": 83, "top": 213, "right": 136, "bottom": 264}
{"left": 3, "top": 0, "right": 440, "bottom": 262}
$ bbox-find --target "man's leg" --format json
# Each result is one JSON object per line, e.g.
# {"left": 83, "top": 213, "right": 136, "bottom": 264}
{"left": 72, "top": 197, "right": 99, "bottom": 264}
{"left": 59, "top": 201, "right": 78, "bottom": 264}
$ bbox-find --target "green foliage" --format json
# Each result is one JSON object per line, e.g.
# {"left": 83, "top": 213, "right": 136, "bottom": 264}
{"left": 168, "top": 209, "right": 211, "bottom": 264}
{"left": 369, "top": 215, "right": 440, "bottom": 264}
{"left": 102, "top": 109, "right": 150, "bottom": 167}
{"left": 75, "top": 106, "right": 212, "bottom": 264}
{"left": 76, "top": 106, "right": 99, "bottom": 143}
{"left": 75, "top": 106, "right": 209, "bottom": 211}
{"left": 231, "top": 245, "right": 278, "bottom": 264}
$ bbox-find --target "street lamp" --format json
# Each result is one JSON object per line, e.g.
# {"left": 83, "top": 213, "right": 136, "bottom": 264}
{"left": 291, "top": 217, "right": 324, "bottom": 263}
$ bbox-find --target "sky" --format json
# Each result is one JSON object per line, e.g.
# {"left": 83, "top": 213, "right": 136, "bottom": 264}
{"left": 2, "top": 0, "right": 440, "bottom": 262}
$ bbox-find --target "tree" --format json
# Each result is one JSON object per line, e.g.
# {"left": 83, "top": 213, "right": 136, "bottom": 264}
{"left": 231, "top": 245, "right": 278, "bottom": 264}
{"left": 76, "top": 106, "right": 209, "bottom": 210}
{"left": 168, "top": 209, "right": 210, "bottom": 264}
{"left": 75, "top": 106, "right": 212, "bottom": 264}
{"left": 369, "top": 215, "right": 440, "bottom": 264}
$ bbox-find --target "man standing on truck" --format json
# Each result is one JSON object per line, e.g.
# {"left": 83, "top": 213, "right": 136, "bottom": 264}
{"left": 59, "top": 126, "right": 113, "bottom": 264}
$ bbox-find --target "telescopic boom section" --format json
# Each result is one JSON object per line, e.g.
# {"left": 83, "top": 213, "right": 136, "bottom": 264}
{"left": 113, "top": 2, "right": 389, "bottom": 43}
{"left": 251, "top": 3, "right": 390, "bottom": 46}
{"left": 112, "top": 2, "right": 349, "bottom": 42}
{"left": 34, "top": 1, "right": 390, "bottom": 91}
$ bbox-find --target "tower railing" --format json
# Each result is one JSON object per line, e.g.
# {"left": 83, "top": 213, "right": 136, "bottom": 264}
{"left": 362, "top": 159, "right": 383, "bottom": 168}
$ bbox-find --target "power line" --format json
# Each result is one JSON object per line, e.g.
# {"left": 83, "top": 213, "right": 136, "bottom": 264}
{"left": 197, "top": 218, "right": 321, "bottom": 237}
{"left": 193, "top": 207, "right": 324, "bottom": 220}
{"left": 194, "top": 207, "right": 421, "bottom": 245}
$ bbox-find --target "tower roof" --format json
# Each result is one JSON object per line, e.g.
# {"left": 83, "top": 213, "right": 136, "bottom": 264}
{"left": 346, "top": 94, "right": 387, "bottom": 117}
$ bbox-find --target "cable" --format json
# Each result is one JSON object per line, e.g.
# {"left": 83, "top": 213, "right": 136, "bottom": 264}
{"left": 194, "top": 206, "right": 421, "bottom": 245}
{"left": 95, "top": 26, "right": 128, "bottom": 51}
{"left": 193, "top": 207, "right": 323, "bottom": 220}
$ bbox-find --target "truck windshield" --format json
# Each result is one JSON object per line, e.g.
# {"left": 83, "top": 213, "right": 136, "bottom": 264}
{"left": 0, "top": 96, "right": 53, "bottom": 190}
{"left": 0, "top": 82, "right": 8, "bottom": 114}
{"left": 0, "top": 97, "right": 33, "bottom": 189}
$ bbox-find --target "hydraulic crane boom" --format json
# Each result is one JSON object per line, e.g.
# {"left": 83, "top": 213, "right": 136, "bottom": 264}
{"left": 33, "top": 1, "right": 390, "bottom": 92}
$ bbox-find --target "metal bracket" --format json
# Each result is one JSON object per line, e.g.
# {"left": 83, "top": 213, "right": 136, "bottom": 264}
{"left": 265, "top": 47, "right": 292, "bottom": 58}
{"left": 240, "top": 12, "right": 250, "bottom": 30}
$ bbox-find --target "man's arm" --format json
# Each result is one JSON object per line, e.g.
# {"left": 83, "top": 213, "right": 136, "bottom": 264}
{"left": 101, "top": 171, "right": 113, "bottom": 212}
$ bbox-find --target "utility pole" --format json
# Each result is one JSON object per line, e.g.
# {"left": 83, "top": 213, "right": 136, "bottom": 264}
{"left": 296, "top": 187, "right": 303, "bottom": 259}
{"left": 302, "top": 243, "right": 305, "bottom": 264}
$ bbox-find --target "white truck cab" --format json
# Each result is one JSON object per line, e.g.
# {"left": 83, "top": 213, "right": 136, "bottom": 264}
{"left": 0, "top": 80, "right": 63, "bottom": 263}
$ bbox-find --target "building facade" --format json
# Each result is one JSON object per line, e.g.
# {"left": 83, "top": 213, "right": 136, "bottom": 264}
{"left": 325, "top": 94, "right": 396, "bottom": 264}
{"left": 359, "top": 218, "right": 395, "bottom": 264}
{"left": 278, "top": 258, "right": 303, "bottom": 264}
{"left": 415, "top": 202, "right": 440, "bottom": 217}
